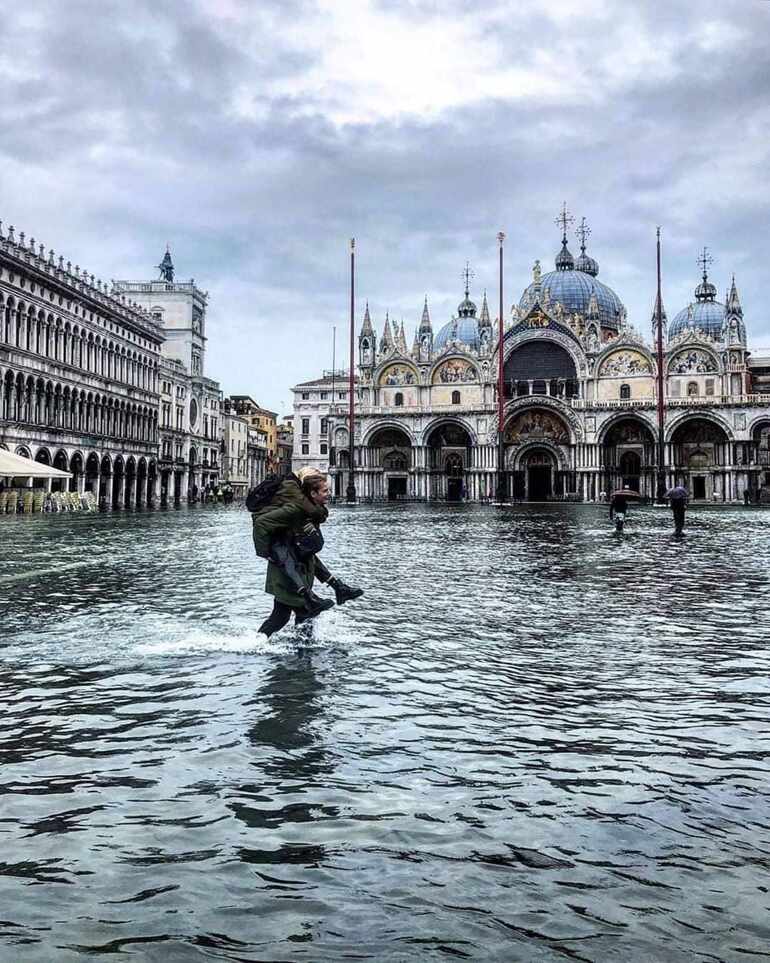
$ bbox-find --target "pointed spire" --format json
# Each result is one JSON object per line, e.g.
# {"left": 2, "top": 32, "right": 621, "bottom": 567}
{"left": 399, "top": 320, "right": 408, "bottom": 353}
{"left": 419, "top": 295, "right": 432, "bottom": 332}
{"left": 158, "top": 244, "right": 175, "bottom": 283}
{"left": 479, "top": 290, "right": 490, "bottom": 326}
{"left": 380, "top": 311, "right": 393, "bottom": 353}
{"left": 723, "top": 273, "right": 745, "bottom": 346}
{"left": 727, "top": 274, "right": 742, "bottom": 316}
{"left": 360, "top": 299, "right": 374, "bottom": 336}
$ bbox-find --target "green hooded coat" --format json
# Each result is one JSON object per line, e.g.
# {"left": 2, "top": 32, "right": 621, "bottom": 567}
{"left": 251, "top": 477, "right": 328, "bottom": 607}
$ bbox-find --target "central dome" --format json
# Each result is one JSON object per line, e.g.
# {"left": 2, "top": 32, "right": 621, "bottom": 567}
{"left": 519, "top": 257, "right": 625, "bottom": 329}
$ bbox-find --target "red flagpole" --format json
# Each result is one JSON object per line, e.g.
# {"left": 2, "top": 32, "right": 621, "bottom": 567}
{"left": 655, "top": 228, "right": 666, "bottom": 501}
{"left": 346, "top": 238, "right": 357, "bottom": 502}
{"left": 497, "top": 231, "right": 506, "bottom": 502}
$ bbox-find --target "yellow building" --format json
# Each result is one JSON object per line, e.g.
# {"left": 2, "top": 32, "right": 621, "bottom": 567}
{"left": 229, "top": 395, "right": 278, "bottom": 470}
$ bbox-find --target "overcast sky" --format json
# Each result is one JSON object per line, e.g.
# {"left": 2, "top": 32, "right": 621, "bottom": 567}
{"left": 2, "top": 0, "right": 769, "bottom": 415}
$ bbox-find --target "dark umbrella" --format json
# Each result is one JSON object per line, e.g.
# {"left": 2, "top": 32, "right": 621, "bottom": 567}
{"left": 610, "top": 489, "right": 642, "bottom": 498}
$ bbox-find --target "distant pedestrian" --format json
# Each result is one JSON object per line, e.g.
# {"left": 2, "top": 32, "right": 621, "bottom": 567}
{"left": 666, "top": 484, "right": 688, "bottom": 535}
{"left": 743, "top": 488, "right": 751, "bottom": 506}
{"left": 609, "top": 485, "right": 639, "bottom": 532}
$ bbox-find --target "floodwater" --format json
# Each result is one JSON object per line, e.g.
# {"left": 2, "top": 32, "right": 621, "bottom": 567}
{"left": 1, "top": 503, "right": 769, "bottom": 962}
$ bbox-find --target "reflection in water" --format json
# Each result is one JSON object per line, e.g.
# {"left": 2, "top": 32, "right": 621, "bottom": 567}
{"left": 1, "top": 503, "right": 770, "bottom": 960}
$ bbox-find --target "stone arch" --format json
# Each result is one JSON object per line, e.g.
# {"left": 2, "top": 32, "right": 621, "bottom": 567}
{"left": 665, "top": 409, "right": 734, "bottom": 443}
{"left": 500, "top": 328, "right": 586, "bottom": 378}
{"left": 35, "top": 447, "right": 52, "bottom": 465}
{"left": 597, "top": 411, "right": 657, "bottom": 445}
{"left": 421, "top": 415, "right": 478, "bottom": 447}
{"left": 363, "top": 421, "right": 416, "bottom": 447}
{"left": 507, "top": 438, "right": 569, "bottom": 471}
{"left": 600, "top": 415, "right": 657, "bottom": 494}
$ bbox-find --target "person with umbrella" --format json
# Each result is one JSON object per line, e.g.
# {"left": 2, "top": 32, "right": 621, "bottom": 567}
{"left": 666, "top": 483, "right": 688, "bottom": 535}
{"left": 609, "top": 484, "right": 640, "bottom": 533}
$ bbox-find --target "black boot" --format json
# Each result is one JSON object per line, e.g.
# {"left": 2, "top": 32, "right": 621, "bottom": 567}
{"left": 327, "top": 577, "right": 364, "bottom": 605}
{"left": 298, "top": 587, "right": 334, "bottom": 618}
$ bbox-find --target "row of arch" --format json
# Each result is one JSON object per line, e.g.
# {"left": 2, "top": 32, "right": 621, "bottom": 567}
{"left": 368, "top": 339, "right": 726, "bottom": 388}
{"left": 6, "top": 444, "right": 159, "bottom": 507}
{"left": 1, "top": 294, "right": 159, "bottom": 391}
{"left": 1, "top": 366, "right": 158, "bottom": 443}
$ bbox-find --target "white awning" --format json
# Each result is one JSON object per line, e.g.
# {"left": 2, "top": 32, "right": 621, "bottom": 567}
{"left": 0, "top": 448, "right": 72, "bottom": 479}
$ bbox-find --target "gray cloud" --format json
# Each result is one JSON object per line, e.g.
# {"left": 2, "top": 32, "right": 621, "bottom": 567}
{"left": 1, "top": 0, "right": 769, "bottom": 414}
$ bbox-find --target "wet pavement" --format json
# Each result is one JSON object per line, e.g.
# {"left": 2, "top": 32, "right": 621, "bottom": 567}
{"left": 1, "top": 502, "right": 769, "bottom": 961}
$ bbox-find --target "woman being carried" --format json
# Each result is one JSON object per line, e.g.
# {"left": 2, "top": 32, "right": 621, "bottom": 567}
{"left": 251, "top": 467, "right": 363, "bottom": 637}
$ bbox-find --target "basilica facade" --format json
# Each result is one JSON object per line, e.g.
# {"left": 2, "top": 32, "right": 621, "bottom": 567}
{"left": 330, "top": 224, "right": 770, "bottom": 503}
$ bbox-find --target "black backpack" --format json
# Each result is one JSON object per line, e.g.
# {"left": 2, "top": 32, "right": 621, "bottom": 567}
{"left": 245, "top": 474, "right": 284, "bottom": 513}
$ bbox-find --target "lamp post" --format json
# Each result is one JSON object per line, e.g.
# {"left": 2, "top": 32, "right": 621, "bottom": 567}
{"left": 346, "top": 238, "right": 357, "bottom": 502}
{"left": 655, "top": 228, "right": 667, "bottom": 502}
{"left": 496, "top": 231, "right": 507, "bottom": 502}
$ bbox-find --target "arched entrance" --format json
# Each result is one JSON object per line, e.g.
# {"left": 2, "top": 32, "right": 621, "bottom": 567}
{"left": 504, "top": 408, "right": 572, "bottom": 500}
{"left": 137, "top": 458, "right": 148, "bottom": 508}
{"left": 670, "top": 417, "right": 730, "bottom": 501}
{"left": 525, "top": 448, "right": 555, "bottom": 500}
{"left": 602, "top": 418, "right": 656, "bottom": 496}
{"left": 70, "top": 452, "right": 83, "bottom": 494}
{"left": 99, "top": 455, "right": 112, "bottom": 506}
{"left": 125, "top": 457, "right": 137, "bottom": 510}
{"left": 427, "top": 422, "right": 472, "bottom": 501}
{"left": 52, "top": 450, "right": 69, "bottom": 493}
{"left": 112, "top": 456, "right": 125, "bottom": 509}
{"left": 85, "top": 453, "right": 99, "bottom": 495}
{"left": 368, "top": 426, "right": 412, "bottom": 500}
{"left": 34, "top": 447, "right": 52, "bottom": 490}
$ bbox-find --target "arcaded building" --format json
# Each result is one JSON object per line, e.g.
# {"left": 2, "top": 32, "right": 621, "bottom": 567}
{"left": 0, "top": 222, "right": 162, "bottom": 507}
{"left": 330, "top": 222, "right": 770, "bottom": 502}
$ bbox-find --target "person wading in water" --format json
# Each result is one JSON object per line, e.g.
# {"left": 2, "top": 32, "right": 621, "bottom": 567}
{"left": 251, "top": 467, "right": 363, "bottom": 637}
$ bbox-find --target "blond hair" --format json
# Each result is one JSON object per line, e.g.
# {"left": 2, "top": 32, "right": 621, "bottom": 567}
{"left": 297, "top": 467, "right": 327, "bottom": 493}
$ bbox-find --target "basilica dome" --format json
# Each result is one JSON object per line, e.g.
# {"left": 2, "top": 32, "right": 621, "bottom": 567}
{"left": 669, "top": 271, "right": 725, "bottom": 340}
{"left": 434, "top": 289, "right": 482, "bottom": 350}
{"left": 434, "top": 315, "right": 480, "bottom": 351}
{"left": 518, "top": 241, "right": 625, "bottom": 329}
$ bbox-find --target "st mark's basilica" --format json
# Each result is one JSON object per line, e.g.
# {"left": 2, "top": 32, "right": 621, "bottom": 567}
{"left": 329, "top": 214, "right": 770, "bottom": 503}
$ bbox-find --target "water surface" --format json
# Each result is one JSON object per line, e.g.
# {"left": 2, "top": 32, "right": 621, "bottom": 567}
{"left": 1, "top": 504, "right": 769, "bottom": 961}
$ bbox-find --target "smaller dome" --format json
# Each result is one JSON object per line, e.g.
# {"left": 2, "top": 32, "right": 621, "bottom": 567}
{"left": 555, "top": 242, "right": 575, "bottom": 271}
{"left": 457, "top": 295, "right": 476, "bottom": 318}
{"left": 695, "top": 278, "right": 717, "bottom": 302}
{"left": 575, "top": 252, "right": 599, "bottom": 276}
{"left": 434, "top": 315, "right": 480, "bottom": 351}
{"left": 669, "top": 300, "right": 725, "bottom": 340}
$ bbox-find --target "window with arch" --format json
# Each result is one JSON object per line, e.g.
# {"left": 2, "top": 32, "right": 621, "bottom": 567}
{"left": 394, "top": 392, "right": 404, "bottom": 407}
{"left": 687, "top": 381, "right": 699, "bottom": 397}
{"left": 451, "top": 390, "right": 461, "bottom": 405}
{"left": 620, "top": 383, "right": 631, "bottom": 400}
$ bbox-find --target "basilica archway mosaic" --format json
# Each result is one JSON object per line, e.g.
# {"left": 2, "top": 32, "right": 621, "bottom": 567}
{"left": 431, "top": 359, "right": 478, "bottom": 384}
{"left": 668, "top": 349, "right": 719, "bottom": 374}
{"left": 503, "top": 409, "right": 570, "bottom": 446}
{"left": 378, "top": 364, "right": 417, "bottom": 386}
{"left": 598, "top": 350, "right": 651, "bottom": 377}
